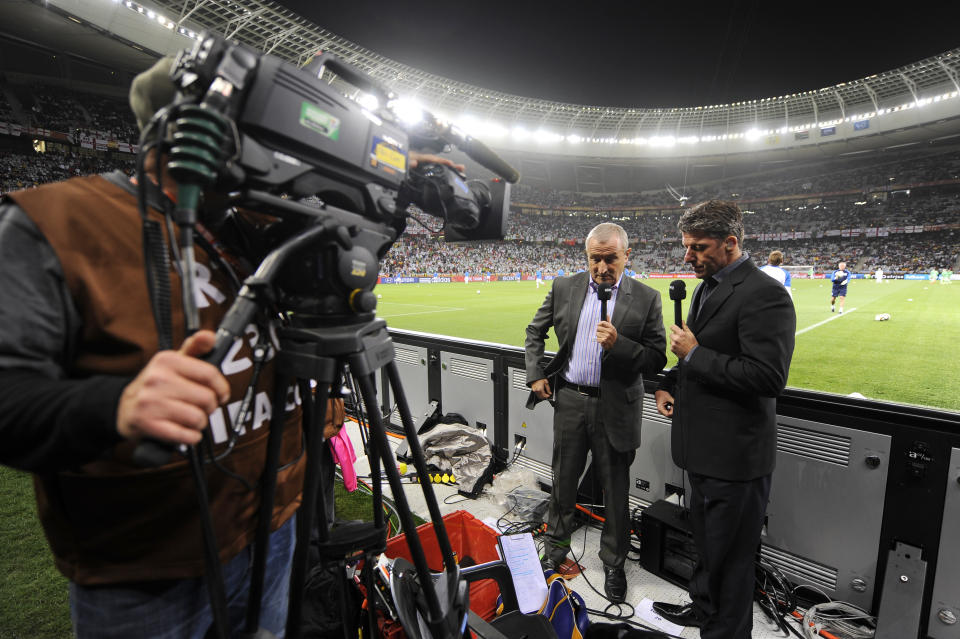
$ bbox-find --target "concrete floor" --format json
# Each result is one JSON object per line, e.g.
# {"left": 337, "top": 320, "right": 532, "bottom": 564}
{"left": 338, "top": 420, "right": 804, "bottom": 638}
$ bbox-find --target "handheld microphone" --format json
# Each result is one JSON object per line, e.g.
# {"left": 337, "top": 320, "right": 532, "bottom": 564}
{"left": 597, "top": 282, "right": 612, "bottom": 321}
{"left": 669, "top": 279, "right": 686, "bottom": 326}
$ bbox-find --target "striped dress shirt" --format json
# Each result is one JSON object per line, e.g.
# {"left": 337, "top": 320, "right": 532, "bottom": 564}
{"left": 562, "top": 275, "right": 621, "bottom": 386}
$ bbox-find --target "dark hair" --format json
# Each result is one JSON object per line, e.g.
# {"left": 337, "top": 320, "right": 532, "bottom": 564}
{"left": 678, "top": 200, "right": 744, "bottom": 246}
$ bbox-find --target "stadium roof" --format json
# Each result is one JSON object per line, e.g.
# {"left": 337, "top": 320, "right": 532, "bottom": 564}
{"left": 5, "top": 0, "right": 960, "bottom": 192}
{"left": 63, "top": 0, "right": 960, "bottom": 136}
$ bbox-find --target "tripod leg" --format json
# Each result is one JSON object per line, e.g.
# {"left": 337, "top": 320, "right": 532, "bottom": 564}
{"left": 385, "top": 362, "right": 457, "bottom": 571}
{"left": 353, "top": 372, "right": 444, "bottom": 623}
{"left": 363, "top": 554, "right": 379, "bottom": 639}
{"left": 188, "top": 441, "right": 230, "bottom": 639}
{"left": 286, "top": 381, "right": 330, "bottom": 639}
{"left": 243, "top": 375, "right": 295, "bottom": 635}
{"left": 368, "top": 402, "right": 383, "bottom": 531}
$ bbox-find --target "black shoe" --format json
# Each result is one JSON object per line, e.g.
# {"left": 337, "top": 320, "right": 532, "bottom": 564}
{"left": 540, "top": 555, "right": 564, "bottom": 573}
{"left": 603, "top": 565, "right": 627, "bottom": 603}
{"left": 651, "top": 601, "right": 703, "bottom": 628}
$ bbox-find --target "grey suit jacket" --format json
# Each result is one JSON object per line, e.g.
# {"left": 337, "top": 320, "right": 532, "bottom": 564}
{"left": 524, "top": 272, "right": 667, "bottom": 452}
{"left": 659, "top": 260, "right": 796, "bottom": 480}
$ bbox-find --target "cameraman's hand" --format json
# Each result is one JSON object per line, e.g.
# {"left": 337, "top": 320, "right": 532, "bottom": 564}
{"left": 409, "top": 151, "right": 465, "bottom": 174}
{"left": 116, "top": 330, "right": 230, "bottom": 445}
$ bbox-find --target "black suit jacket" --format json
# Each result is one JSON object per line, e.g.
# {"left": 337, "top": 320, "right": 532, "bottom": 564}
{"left": 659, "top": 260, "right": 796, "bottom": 481}
{"left": 525, "top": 272, "right": 667, "bottom": 452}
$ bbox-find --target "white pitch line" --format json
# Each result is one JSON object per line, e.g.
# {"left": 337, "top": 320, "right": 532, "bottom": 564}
{"left": 378, "top": 307, "right": 465, "bottom": 318}
{"left": 795, "top": 307, "right": 857, "bottom": 336}
{"left": 378, "top": 302, "right": 462, "bottom": 309}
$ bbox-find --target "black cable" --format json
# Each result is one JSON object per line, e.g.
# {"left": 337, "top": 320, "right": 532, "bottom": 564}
{"left": 566, "top": 514, "right": 691, "bottom": 639}
{"left": 570, "top": 521, "right": 635, "bottom": 621}
{"left": 628, "top": 505, "right": 644, "bottom": 555}
{"left": 754, "top": 557, "right": 805, "bottom": 639}
{"left": 495, "top": 500, "right": 520, "bottom": 534}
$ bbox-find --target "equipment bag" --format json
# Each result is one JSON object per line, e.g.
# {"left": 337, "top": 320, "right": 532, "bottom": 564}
{"left": 496, "top": 569, "right": 590, "bottom": 639}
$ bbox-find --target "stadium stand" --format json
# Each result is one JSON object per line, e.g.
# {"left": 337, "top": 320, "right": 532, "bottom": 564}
{"left": 0, "top": 77, "right": 957, "bottom": 278}
{"left": 0, "top": 150, "right": 134, "bottom": 195}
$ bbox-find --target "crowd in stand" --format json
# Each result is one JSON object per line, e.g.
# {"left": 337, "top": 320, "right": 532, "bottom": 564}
{"left": 513, "top": 149, "right": 960, "bottom": 210}
{"left": 382, "top": 228, "right": 958, "bottom": 277}
{"left": 29, "top": 85, "right": 89, "bottom": 135}
{"left": 1, "top": 86, "right": 958, "bottom": 277}
{"left": 0, "top": 92, "right": 13, "bottom": 122}
{"left": 1, "top": 145, "right": 957, "bottom": 275}
{"left": 0, "top": 150, "right": 133, "bottom": 195}
{"left": 3, "top": 83, "right": 140, "bottom": 143}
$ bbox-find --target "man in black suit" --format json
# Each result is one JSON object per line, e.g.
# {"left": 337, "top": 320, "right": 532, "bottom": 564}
{"left": 525, "top": 222, "right": 666, "bottom": 603}
{"left": 652, "top": 200, "right": 795, "bottom": 638}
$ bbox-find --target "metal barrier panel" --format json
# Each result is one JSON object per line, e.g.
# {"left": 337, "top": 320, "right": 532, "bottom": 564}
{"left": 383, "top": 342, "right": 430, "bottom": 429}
{"left": 628, "top": 395, "right": 686, "bottom": 511}
{"left": 762, "top": 416, "right": 892, "bottom": 609}
{"left": 439, "top": 351, "right": 495, "bottom": 433}
{"left": 928, "top": 447, "right": 960, "bottom": 638}
{"left": 505, "top": 366, "right": 556, "bottom": 486}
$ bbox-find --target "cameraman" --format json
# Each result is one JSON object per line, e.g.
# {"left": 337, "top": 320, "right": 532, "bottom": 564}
{"left": 0, "top": 58, "right": 460, "bottom": 638}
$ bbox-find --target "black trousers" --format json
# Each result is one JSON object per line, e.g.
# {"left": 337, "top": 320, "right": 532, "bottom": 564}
{"left": 687, "top": 472, "right": 771, "bottom": 639}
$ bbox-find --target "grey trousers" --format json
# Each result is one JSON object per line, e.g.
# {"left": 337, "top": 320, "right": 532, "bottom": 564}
{"left": 542, "top": 385, "right": 636, "bottom": 568}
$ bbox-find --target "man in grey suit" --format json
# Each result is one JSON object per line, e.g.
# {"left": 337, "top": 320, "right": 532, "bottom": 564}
{"left": 525, "top": 222, "right": 666, "bottom": 603}
{"left": 652, "top": 200, "right": 796, "bottom": 639}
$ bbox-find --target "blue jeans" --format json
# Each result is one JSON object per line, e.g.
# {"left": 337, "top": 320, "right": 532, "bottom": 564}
{"left": 70, "top": 515, "right": 296, "bottom": 639}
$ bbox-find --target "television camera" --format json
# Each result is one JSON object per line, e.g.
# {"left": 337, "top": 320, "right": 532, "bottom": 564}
{"left": 134, "top": 32, "right": 520, "bottom": 639}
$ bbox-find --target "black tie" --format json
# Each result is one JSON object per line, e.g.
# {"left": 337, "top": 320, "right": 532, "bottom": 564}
{"left": 695, "top": 277, "right": 719, "bottom": 320}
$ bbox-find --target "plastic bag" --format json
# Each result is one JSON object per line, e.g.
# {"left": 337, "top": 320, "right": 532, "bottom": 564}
{"left": 504, "top": 486, "right": 551, "bottom": 521}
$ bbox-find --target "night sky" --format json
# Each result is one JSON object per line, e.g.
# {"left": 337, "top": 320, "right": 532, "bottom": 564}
{"left": 273, "top": 1, "right": 958, "bottom": 108}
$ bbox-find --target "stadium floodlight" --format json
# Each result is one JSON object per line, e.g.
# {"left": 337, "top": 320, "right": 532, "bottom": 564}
{"left": 452, "top": 114, "right": 481, "bottom": 137}
{"left": 567, "top": 134, "right": 581, "bottom": 144}
{"left": 477, "top": 121, "right": 506, "bottom": 138}
{"left": 390, "top": 98, "right": 425, "bottom": 125}
{"left": 649, "top": 136, "right": 676, "bottom": 147}
{"left": 357, "top": 92, "right": 379, "bottom": 111}
{"left": 511, "top": 126, "right": 530, "bottom": 141}
{"left": 745, "top": 128, "right": 762, "bottom": 140}
{"left": 534, "top": 129, "right": 562, "bottom": 143}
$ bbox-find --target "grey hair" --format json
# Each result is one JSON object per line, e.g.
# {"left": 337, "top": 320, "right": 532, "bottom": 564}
{"left": 585, "top": 222, "right": 629, "bottom": 252}
{"left": 678, "top": 200, "right": 744, "bottom": 246}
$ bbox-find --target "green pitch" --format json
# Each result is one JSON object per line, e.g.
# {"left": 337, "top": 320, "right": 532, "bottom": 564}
{"left": 375, "top": 277, "right": 960, "bottom": 412}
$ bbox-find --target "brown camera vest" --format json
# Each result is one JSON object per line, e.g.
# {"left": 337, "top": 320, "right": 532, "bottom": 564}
{"left": 9, "top": 175, "right": 306, "bottom": 585}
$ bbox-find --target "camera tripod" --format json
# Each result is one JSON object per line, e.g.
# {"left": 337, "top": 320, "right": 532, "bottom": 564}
{"left": 274, "top": 313, "right": 469, "bottom": 639}
{"left": 154, "top": 205, "right": 472, "bottom": 639}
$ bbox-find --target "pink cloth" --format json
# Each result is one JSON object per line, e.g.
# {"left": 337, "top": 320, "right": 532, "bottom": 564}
{"left": 328, "top": 427, "right": 358, "bottom": 492}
